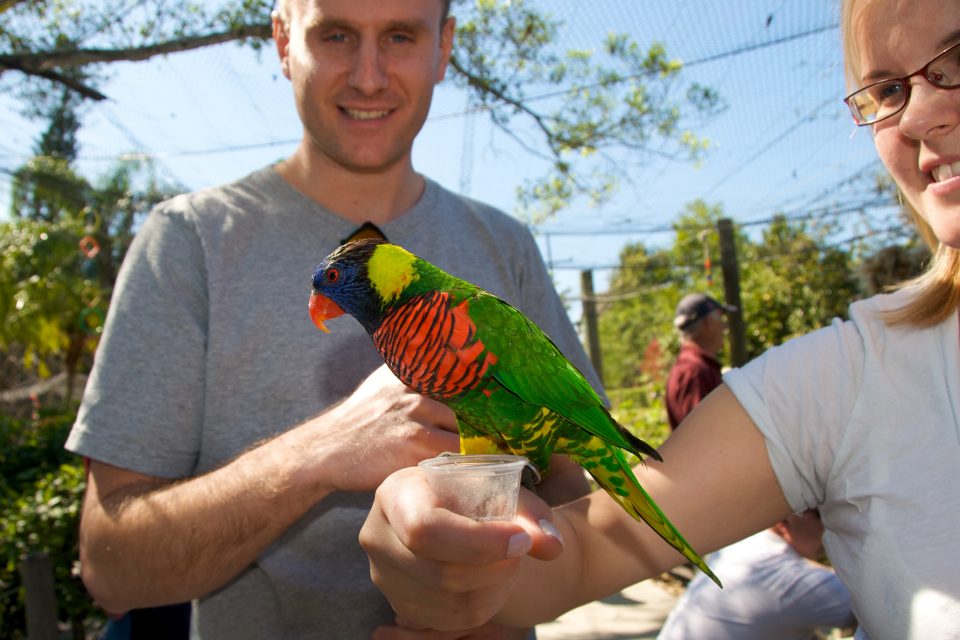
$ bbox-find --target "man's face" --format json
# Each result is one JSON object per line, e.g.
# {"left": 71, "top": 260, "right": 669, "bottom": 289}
{"left": 700, "top": 309, "right": 728, "bottom": 354}
{"left": 783, "top": 509, "right": 825, "bottom": 560}
{"left": 274, "top": 0, "right": 454, "bottom": 175}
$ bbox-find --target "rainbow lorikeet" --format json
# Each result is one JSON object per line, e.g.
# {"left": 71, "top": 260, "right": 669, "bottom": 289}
{"left": 309, "top": 238, "right": 720, "bottom": 586}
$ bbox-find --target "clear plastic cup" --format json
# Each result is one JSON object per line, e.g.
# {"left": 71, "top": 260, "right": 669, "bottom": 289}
{"left": 418, "top": 454, "right": 533, "bottom": 521}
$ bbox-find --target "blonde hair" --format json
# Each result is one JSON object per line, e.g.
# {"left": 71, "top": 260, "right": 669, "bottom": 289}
{"left": 840, "top": 0, "right": 960, "bottom": 327}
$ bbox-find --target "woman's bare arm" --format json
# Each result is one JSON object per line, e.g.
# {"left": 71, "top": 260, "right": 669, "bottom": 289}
{"left": 361, "top": 384, "right": 793, "bottom": 630}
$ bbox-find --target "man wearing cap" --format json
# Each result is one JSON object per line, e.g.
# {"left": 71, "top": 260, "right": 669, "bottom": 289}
{"left": 665, "top": 293, "right": 736, "bottom": 430}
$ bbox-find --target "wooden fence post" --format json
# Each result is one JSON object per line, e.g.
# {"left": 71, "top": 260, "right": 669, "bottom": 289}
{"left": 580, "top": 269, "right": 605, "bottom": 387}
{"left": 22, "top": 552, "right": 59, "bottom": 640}
{"left": 717, "top": 218, "right": 748, "bottom": 367}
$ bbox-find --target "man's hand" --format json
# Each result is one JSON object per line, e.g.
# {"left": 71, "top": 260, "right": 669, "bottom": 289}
{"left": 78, "top": 364, "right": 458, "bottom": 613}
{"left": 313, "top": 364, "right": 460, "bottom": 492}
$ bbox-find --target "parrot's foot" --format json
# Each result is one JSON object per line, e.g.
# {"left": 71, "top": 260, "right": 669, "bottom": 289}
{"left": 434, "top": 451, "right": 541, "bottom": 491}
{"left": 521, "top": 462, "right": 541, "bottom": 492}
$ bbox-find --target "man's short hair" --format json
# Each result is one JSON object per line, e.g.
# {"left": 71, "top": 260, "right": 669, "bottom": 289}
{"left": 274, "top": 0, "right": 453, "bottom": 27}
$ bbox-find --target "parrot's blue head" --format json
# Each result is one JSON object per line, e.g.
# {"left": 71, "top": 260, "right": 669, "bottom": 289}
{"left": 310, "top": 238, "right": 388, "bottom": 334}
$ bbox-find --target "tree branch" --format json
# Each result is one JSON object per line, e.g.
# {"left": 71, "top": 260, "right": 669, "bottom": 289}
{"left": 448, "top": 52, "right": 561, "bottom": 158}
{"left": 0, "top": 23, "right": 273, "bottom": 100}
{"left": 0, "top": 58, "right": 108, "bottom": 100}
{"left": 0, "top": 0, "right": 29, "bottom": 15}
{"left": 0, "top": 23, "right": 273, "bottom": 71}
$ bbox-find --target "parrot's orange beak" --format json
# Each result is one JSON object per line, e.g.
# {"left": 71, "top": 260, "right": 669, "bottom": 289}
{"left": 309, "top": 292, "right": 344, "bottom": 333}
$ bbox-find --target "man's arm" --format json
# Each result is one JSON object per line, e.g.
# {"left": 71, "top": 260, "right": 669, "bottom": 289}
{"left": 79, "top": 365, "right": 460, "bottom": 614}
{"left": 79, "top": 362, "right": 591, "bottom": 616}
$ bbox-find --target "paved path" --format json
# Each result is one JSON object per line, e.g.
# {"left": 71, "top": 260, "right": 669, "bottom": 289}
{"left": 535, "top": 578, "right": 679, "bottom": 640}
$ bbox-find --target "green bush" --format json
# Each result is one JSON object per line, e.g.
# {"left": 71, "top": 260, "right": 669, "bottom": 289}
{"left": 609, "top": 384, "right": 671, "bottom": 448}
{"left": 0, "top": 409, "right": 101, "bottom": 639}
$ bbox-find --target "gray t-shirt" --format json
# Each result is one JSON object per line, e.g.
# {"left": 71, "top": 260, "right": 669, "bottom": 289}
{"left": 67, "top": 167, "right": 600, "bottom": 639}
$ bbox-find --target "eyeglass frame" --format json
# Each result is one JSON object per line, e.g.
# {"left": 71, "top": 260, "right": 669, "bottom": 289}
{"left": 844, "top": 39, "right": 960, "bottom": 126}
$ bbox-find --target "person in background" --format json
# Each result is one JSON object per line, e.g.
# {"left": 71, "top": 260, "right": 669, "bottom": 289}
{"left": 66, "top": 1, "right": 597, "bottom": 638}
{"left": 665, "top": 293, "right": 735, "bottom": 430}
{"left": 356, "top": 1, "right": 960, "bottom": 637}
{"left": 657, "top": 509, "right": 855, "bottom": 639}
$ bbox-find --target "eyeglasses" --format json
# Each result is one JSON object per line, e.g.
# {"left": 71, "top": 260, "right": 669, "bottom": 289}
{"left": 844, "top": 40, "right": 960, "bottom": 126}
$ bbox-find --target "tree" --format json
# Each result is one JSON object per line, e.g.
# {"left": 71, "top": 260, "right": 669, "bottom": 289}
{"left": 738, "top": 215, "right": 860, "bottom": 357}
{"left": 598, "top": 242, "right": 678, "bottom": 390}
{"left": 3, "top": 92, "right": 180, "bottom": 405}
{"left": 597, "top": 202, "right": 869, "bottom": 450}
{"left": 1, "top": 0, "right": 722, "bottom": 217}
{"left": 0, "top": 79, "right": 179, "bottom": 640}
{"left": 598, "top": 200, "right": 731, "bottom": 389}
{"left": 0, "top": 410, "right": 92, "bottom": 640}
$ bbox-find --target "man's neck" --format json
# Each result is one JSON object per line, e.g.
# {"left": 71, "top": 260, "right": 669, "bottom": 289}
{"left": 277, "top": 146, "right": 426, "bottom": 226}
{"left": 680, "top": 337, "right": 719, "bottom": 359}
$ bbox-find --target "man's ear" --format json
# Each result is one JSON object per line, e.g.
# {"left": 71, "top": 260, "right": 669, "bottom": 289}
{"left": 436, "top": 16, "right": 456, "bottom": 83}
{"left": 771, "top": 520, "right": 790, "bottom": 541}
{"left": 272, "top": 11, "right": 292, "bottom": 80}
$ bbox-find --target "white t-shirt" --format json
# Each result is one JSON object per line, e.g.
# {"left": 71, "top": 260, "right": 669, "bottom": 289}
{"left": 724, "top": 287, "right": 960, "bottom": 639}
{"left": 658, "top": 529, "right": 854, "bottom": 639}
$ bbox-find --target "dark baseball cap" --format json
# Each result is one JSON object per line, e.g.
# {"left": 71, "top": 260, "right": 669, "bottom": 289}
{"left": 673, "top": 293, "right": 737, "bottom": 330}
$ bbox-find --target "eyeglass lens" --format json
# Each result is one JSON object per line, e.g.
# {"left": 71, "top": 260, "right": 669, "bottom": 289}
{"left": 846, "top": 41, "right": 960, "bottom": 125}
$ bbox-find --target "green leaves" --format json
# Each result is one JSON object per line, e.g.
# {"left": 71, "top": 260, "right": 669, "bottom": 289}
{"left": 449, "top": 0, "right": 724, "bottom": 219}
{"left": 0, "top": 218, "right": 93, "bottom": 378}
{"left": 3, "top": 0, "right": 722, "bottom": 218}
{"left": 738, "top": 215, "right": 859, "bottom": 356}
{"left": 4, "top": 90, "right": 180, "bottom": 400}
{"left": 597, "top": 201, "right": 876, "bottom": 391}
{"left": 0, "top": 410, "right": 94, "bottom": 638}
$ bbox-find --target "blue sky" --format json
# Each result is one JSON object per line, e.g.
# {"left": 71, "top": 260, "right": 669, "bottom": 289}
{"left": 0, "top": 0, "right": 887, "bottom": 322}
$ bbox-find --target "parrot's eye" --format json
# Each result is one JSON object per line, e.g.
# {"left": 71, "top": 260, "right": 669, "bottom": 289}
{"left": 324, "top": 267, "right": 340, "bottom": 284}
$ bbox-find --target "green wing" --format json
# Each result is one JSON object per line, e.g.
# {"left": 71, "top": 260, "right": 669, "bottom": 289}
{"left": 468, "top": 291, "right": 659, "bottom": 460}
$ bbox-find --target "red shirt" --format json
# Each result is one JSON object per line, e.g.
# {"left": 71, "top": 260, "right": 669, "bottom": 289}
{"left": 665, "top": 343, "right": 723, "bottom": 430}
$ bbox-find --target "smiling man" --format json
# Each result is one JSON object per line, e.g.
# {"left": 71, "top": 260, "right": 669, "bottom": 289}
{"left": 66, "top": 1, "right": 601, "bottom": 638}
{"left": 273, "top": 0, "right": 454, "bottom": 220}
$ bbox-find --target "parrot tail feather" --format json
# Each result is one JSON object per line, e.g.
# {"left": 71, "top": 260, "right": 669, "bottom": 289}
{"left": 583, "top": 452, "right": 721, "bottom": 588}
{"left": 618, "top": 424, "right": 663, "bottom": 463}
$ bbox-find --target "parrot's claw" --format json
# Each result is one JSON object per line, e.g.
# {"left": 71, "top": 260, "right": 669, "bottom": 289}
{"left": 521, "top": 462, "right": 541, "bottom": 492}
{"left": 434, "top": 451, "right": 541, "bottom": 491}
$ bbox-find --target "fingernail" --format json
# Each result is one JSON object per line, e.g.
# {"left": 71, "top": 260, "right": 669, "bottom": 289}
{"left": 506, "top": 531, "right": 533, "bottom": 558}
{"left": 540, "top": 518, "right": 564, "bottom": 545}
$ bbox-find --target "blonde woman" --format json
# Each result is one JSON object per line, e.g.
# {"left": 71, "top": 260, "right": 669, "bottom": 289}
{"left": 359, "top": 2, "right": 960, "bottom": 638}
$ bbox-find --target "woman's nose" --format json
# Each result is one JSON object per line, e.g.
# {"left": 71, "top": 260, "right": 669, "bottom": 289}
{"left": 897, "top": 78, "right": 960, "bottom": 140}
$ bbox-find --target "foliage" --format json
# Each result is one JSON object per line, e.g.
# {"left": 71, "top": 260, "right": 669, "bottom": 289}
{"left": 598, "top": 200, "right": 730, "bottom": 389}
{"left": 738, "top": 215, "right": 860, "bottom": 357}
{"left": 598, "top": 203, "right": 868, "bottom": 422}
{"left": 0, "top": 408, "right": 96, "bottom": 640}
{"left": 609, "top": 386, "right": 670, "bottom": 449}
{"left": 1, "top": 0, "right": 722, "bottom": 218}
{"left": 0, "top": 217, "right": 99, "bottom": 383}
{"left": 452, "top": 0, "right": 723, "bottom": 218}
{"left": 858, "top": 243, "right": 930, "bottom": 295}
{"left": 3, "top": 90, "right": 180, "bottom": 402}
{"left": 0, "top": 0, "right": 274, "bottom": 104}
